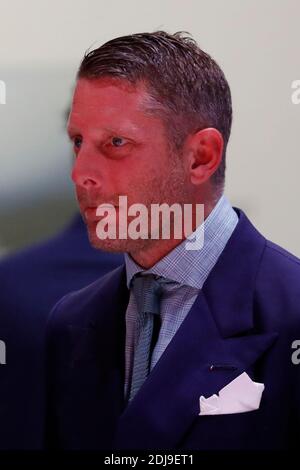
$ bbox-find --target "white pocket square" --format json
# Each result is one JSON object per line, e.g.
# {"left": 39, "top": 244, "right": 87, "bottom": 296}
{"left": 199, "top": 372, "right": 264, "bottom": 416}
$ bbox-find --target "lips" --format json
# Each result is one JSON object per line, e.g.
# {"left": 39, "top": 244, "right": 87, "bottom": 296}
{"left": 84, "top": 206, "right": 99, "bottom": 219}
{"left": 83, "top": 204, "right": 118, "bottom": 221}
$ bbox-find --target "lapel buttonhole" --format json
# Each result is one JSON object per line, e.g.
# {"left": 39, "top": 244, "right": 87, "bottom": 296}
{"left": 209, "top": 364, "right": 238, "bottom": 371}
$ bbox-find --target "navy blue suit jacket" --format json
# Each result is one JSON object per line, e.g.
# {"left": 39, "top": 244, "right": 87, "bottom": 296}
{"left": 0, "top": 214, "right": 123, "bottom": 449}
{"left": 46, "top": 208, "right": 300, "bottom": 450}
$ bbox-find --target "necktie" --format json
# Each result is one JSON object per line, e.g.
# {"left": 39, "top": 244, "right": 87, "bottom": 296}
{"left": 129, "top": 274, "right": 166, "bottom": 401}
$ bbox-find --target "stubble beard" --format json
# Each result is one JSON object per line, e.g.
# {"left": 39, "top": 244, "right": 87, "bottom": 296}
{"left": 85, "top": 157, "right": 190, "bottom": 255}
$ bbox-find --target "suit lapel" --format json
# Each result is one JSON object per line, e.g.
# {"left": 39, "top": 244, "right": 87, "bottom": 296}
{"left": 113, "top": 209, "right": 279, "bottom": 449}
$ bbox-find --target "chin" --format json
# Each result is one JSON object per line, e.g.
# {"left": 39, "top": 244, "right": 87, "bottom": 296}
{"left": 86, "top": 227, "right": 151, "bottom": 254}
{"left": 87, "top": 228, "right": 127, "bottom": 253}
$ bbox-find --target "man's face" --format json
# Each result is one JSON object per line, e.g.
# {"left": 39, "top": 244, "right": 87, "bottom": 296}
{"left": 68, "top": 77, "right": 190, "bottom": 253}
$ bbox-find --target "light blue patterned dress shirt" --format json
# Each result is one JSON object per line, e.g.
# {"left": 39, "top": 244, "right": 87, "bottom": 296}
{"left": 124, "top": 194, "right": 239, "bottom": 399}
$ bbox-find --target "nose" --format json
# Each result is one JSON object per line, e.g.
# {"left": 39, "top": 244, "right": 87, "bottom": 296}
{"left": 71, "top": 155, "right": 102, "bottom": 189}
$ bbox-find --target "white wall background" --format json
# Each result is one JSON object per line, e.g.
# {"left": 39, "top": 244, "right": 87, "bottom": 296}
{"left": 0, "top": 0, "right": 299, "bottom": 254}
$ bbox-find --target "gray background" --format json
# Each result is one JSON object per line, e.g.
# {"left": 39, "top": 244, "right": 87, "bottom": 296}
{"left": 0, "top": 0, "right": 299, "bottom": 256}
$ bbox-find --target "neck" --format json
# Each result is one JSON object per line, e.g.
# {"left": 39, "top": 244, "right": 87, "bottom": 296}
{"left": 129, "top": 196, "right": 218, "bottom": 269}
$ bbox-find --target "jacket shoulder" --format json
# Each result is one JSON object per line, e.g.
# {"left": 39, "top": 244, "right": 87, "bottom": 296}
{"left": 262, "top": 240, "right": 300, "bottom": 281}
{"left": 256, "top": 239, "right": 300, "bottom": 331}
{"left": 265, "top": 239, "right": 300, "bottom": 267}
{"left": 47, "top": 264, "right": 126, "bottom": 331}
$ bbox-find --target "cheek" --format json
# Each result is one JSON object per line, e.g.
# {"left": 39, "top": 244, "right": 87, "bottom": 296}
{"left": 109, "top": 157, "right": 150, "bottom": 188}
{"left": 108, "top": 143, "right": 171, "bottom": 197}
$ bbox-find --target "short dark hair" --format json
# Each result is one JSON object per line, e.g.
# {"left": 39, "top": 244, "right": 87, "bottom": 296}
{"left": 78, "top": 31, "right": 232, "bottom": 191}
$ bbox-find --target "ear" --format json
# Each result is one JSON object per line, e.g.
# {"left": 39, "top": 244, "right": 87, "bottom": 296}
{"left": 185, "top": 128, "right": 224, "bottom": 186}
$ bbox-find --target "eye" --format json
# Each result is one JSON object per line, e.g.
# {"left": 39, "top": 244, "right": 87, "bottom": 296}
{"left": 73, "top": 136, "right": 82, "bottom": 150}
{"left": 111, "top": 136, "right": 126, "bottom": 147}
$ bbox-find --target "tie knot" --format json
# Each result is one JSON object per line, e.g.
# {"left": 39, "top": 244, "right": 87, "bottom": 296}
{"left": 131, "top": 274, "right": 166, "bottom": 316}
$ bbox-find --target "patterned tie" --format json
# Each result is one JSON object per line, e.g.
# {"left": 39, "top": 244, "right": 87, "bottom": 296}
{"left": 129, "top": 274, "right": 166, "bottom": 401}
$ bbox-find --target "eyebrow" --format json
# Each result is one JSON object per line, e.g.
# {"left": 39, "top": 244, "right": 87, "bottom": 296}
{"left": 67, "top": 125, "right": 139, "bottom": 137}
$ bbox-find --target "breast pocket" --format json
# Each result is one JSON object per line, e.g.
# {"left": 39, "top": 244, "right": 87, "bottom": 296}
{"left": 178, "top": 409, "right": 269, "bottom": 450}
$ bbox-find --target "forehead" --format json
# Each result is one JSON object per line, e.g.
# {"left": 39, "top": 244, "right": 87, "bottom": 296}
{"left": 69, "top": 77, "right": 156, "bottom": 132}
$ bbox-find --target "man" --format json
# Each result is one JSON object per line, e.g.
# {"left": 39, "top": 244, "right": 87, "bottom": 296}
{"left": 0, "top": 213, "right": 123, "bottom": 449}
{"left": 46, "top": 31, "right": 300, "bottom": 450}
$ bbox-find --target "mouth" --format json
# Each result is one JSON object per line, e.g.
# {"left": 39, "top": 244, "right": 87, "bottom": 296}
{"left": 83, "top": 204, "right": 118, "bottom": 221}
